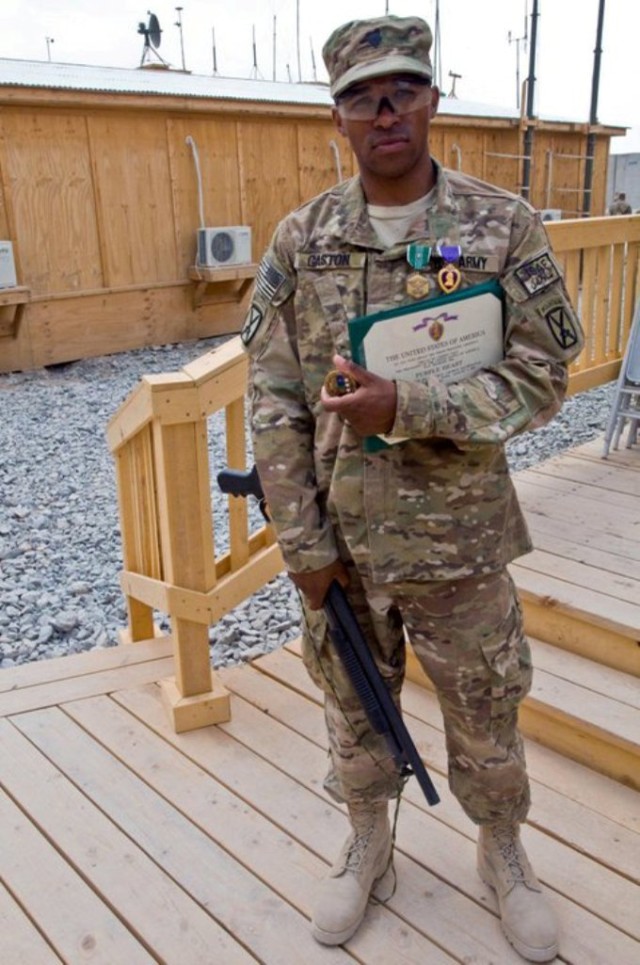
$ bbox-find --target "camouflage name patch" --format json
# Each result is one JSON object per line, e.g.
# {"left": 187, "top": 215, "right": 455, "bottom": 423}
{"left": 514, "top": 253, "right": 560, "bottom": 297}
{"left": 545, "top": 305, "right": 579, "bottom": 351}
{"left": 459, "top": 254, "right": 500, "bottom": 273}
{"left": 295, "top": 252, "right": 367, "bottom": 270}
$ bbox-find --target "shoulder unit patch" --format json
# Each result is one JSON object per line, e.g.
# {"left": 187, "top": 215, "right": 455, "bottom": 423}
{"left": 545, "top": 305, "right": 579, "bottom": 351}
{"left": 241, "top": 304, "right": 263, "bottom": 346}
{"left": 514, "top": 253, "right": 560, "bottom": 297}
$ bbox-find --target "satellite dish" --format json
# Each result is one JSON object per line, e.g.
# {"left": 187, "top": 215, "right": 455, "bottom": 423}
{"left": 137, "top": 11, "right": 169, "bottom": 67}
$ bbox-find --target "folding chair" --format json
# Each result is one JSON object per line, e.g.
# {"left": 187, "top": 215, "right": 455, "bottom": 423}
{"left": 603, "top": 298, "right": 640, "bottom": 457}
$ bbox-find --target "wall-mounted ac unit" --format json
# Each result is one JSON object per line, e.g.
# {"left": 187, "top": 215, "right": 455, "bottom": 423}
{"left": 0, "top": 240, "right": 17, "bottom": 288}
{"left": 540, "top": 208, "right": 562, "bottom": 222}
{"left": 197, "top": 226, "right": 252, "bottom": 268}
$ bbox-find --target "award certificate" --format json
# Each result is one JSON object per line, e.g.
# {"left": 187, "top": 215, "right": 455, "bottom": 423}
{"left": 348, "top": 280, "right": 504, "bottom": 451}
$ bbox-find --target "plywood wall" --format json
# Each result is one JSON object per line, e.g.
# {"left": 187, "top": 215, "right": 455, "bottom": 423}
{"left": 0, "top": 89, "right": 618, "bottom": 371}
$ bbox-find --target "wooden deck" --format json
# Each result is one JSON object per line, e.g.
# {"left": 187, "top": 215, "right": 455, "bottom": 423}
{"left": 1, "top": 439, "right": 639, "bottom": 964}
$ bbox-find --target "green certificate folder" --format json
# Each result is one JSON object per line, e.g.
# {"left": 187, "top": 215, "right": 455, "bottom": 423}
{"left": 348, "top": 280, "right": 504, "bottom": 452}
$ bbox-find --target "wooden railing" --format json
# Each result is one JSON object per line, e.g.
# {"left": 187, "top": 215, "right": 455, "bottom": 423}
{"left": 106, "top": 340, "right": 283, "bottom": 732}
{"left": 550, "top": 215, "right": 640, "bottom": 393}
{"left": 108, "top": 215, "right": 639, "bottom": 732}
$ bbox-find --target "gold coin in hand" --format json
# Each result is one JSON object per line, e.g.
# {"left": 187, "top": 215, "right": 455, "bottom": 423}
{"left": 324, "top": 369, "right": 358, "bottom": 397}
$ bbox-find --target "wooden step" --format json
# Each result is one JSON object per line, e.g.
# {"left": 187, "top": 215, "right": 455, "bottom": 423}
{"left": 406, "top": 638, "right": 640, "bottom": 791}
{"left": 511, "top": 439, "right": 640, "bottom": 677}
{"left": 512, "top": 560, "right": 640, "bottom": 677}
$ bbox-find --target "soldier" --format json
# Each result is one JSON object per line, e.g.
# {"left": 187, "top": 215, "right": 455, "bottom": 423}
{"left": 608, "top": 192, "right": 633, "bottom": 215}
{"left": 242, "top": 14, "right": 583, "bottom": 963}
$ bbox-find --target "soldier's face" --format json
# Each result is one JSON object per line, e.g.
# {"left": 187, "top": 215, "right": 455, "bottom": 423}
{"left": 333, "top": 73, "right": 439, "bottom": 190}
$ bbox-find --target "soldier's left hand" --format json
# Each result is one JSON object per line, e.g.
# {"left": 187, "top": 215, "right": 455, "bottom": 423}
{"left": 321, "top": 354, "right": 397, "bottom": 436}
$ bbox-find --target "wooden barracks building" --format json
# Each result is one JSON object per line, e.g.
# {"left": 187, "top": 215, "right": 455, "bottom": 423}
{"left": 0, "top": 58, "right": 626, "bottom": 372}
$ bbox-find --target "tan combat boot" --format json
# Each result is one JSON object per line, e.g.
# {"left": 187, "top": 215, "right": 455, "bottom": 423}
{"left": 478, "top": 823, "right": 559, "bottom": 962}
{"left": 311, "top": 801, "right": 393, "bottom": 945}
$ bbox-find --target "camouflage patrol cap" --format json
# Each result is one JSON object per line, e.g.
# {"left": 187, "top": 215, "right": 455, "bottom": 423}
{"left": 323, "top": 15, "right": 433, "bottom": 98}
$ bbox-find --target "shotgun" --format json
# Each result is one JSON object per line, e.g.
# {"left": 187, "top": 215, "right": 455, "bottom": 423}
{"left": 217, "top": 465, "right": 440, "bottom": 807}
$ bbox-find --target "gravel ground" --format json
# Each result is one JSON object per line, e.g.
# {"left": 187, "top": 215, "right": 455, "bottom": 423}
{"left": 0, "top": 337, "right": 615, "bottom": 669}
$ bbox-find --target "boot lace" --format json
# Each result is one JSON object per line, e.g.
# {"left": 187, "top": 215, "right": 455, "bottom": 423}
{"left": 343, "top": 827, "right": 374, "bottom": 874}
{"left": 492, "top": 827, "right": 529, "bottom": 885}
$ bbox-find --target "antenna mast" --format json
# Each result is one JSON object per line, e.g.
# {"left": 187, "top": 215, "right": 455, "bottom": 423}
{"left": 273, "top": 16, "right": 277, "bottom": 82}
{"left": 211, "top": 27, "right": 218, "bottom": 75}
{"left": 45, "top": 37, "right": 55, "bottom": 62}
{"left": 310, "top": 38, "right": 317, "bottom": 82}
{"left": 296, "top": 0, "right": 302, "bottom": 81}
{"left": 174, "top": 6, "right": 186, "bottom": 71}
{"left": 508, "top": 2, "right": 528, "bottom": 110}
{"left": 250, "top": 25, "right": 262, "bottom": 79}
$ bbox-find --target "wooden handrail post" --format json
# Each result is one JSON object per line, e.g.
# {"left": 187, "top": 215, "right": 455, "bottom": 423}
{"left": 153, "top": 414, "right": 230, "bottom": 732}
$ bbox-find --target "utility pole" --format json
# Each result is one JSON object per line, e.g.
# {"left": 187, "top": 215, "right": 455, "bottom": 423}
{"left": 521, "top": 0, "right": 539, "bottom": 201}
{"left": 45, "top": 37, "right": 55, "bottom": 62}
{"left": 583, "top": 0, "right": 606, "bottom": 216}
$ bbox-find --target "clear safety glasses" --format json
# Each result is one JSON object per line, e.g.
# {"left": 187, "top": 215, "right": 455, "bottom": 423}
{"left": 336, "top": 78, "right": 433, "bottom": 121}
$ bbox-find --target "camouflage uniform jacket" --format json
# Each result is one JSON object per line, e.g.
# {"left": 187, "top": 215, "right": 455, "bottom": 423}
{"left": 242, "top": 162, "right": 584, "bottom": 583}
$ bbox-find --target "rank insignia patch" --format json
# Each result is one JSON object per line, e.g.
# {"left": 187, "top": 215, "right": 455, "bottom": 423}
{"left": 241, "top": 304, "right": 263, "bottom": 346}
{"left": 545, "top": 305, "right": 579, "bottom": 350}
{"left": 514, "top": 253, "right": 560, "bottom": 297}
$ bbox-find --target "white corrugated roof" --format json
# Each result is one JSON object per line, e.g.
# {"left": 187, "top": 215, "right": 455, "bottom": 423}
{"left": 0, "top": 58, "right": 332, "bottom": 106}
{"left": 0, "top": 57, "right": 525, "bottom": 119}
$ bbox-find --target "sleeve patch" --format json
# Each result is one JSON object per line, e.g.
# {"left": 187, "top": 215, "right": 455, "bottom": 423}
{"left": 545, "top": 305, "right": 579, "bottom": 350}
{"left": 241, "top": 304, "right": 263, "bottom": 346}
{"left": 514, "top": 253, "right": 560, "bottom": 297}
{"left": 255, "top": 258, "right": 287, "bottom": 303}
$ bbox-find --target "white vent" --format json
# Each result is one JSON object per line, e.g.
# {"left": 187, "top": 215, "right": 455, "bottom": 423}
{"left": 540, "top": 208, "right": 562, "bottom": 222}
{"left": 197, "top": 227, "right": 252, "bottom": 268}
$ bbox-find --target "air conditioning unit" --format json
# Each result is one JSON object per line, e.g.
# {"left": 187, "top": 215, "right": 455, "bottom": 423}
{"left": 0, "top": 240, "right": 17, "bottom": 288}
{"left": 540, "top": 208, "right": 562, "bottom": 222}
{"left": 197, "top": 226, "right": 252, "bottom": 268}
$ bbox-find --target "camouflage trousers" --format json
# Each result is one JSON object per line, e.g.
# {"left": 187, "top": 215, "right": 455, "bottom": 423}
{"left": 300, "top": 566, "right": 532, "bottom": 826}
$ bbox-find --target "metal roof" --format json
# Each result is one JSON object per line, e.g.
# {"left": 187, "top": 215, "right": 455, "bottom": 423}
{"left": 0, "top": 57, "right": 523, "bottom": 119}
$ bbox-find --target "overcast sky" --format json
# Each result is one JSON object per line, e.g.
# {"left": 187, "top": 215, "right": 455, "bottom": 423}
{"left": 3, "top": 0, "right": 639, "bottom": 152}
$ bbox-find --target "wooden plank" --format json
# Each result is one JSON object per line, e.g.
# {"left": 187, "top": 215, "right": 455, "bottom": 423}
{"left": 529, "top": 638, "right": 640, "bottom": 709}
{"left": 0, "top": 786, "right": 153, "bottom": 964}
{"left": 278, "top": 643, "right": 640, "bottom": 843}
{"left": 518, "top": 526, "right": 640, "bottom": 583}
{"left": 0, "top": 881, "right": 62, "bottom": 964}
{"left": 516, "top": 464, "right": 640, "bottom": 512}
{"left": 0, "top": 653, "right": 175, "bottom": 716}
{"left": 515, "top": 475, "right": 640, "bottom": 532}
{"left": 246, "top": 653, "right": 635, "bottom": 934}
{"left": 0, "top": 109, "right": 103, "bottom": 294}
{"left": 7, "top": 708, "right": 352, "bottom": 965}
{"left": 87, "top": 113, "right": 178, "bottom": 287}
{"left": 67, "top": 693, "right": 455, "bottom": 965}
{"left": 514, "top": 547, "right": 640, "bottom": 608}
{"left": 511, "top": 564, "right": 640, "bottom": 639}
{"left": 571, "top": 437, "right": 640, "bottom": 469}
{"left": 216, "top": 663, "right": 640, "bottom": 957}
{"left": 0, "top": 635, "right": 172, "bottom": 695}
{"left": 113, "top": 683, "right": 526, "bottom": 964}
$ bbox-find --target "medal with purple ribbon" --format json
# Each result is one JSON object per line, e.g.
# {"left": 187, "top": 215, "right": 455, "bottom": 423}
{"left": 436, "top": 244, "right": 462, "bottom": 294}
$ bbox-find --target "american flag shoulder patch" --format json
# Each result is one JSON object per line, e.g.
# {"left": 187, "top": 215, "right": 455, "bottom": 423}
{"left": 255, "top": 258, "right": 288, "bottom": 303}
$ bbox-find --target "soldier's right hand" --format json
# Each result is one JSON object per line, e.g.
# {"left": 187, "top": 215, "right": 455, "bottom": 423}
{"left": 288, "top": 559, "right": 350, "bottom": 610}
